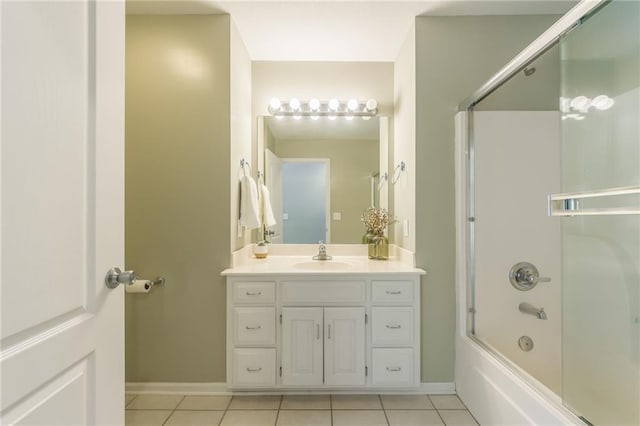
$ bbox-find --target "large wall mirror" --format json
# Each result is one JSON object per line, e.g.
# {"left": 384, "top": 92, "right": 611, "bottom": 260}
{"left": 259, "top": 116, "right": 388, "bottom": 244}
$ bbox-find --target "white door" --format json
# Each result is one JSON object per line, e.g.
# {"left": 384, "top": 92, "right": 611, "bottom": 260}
{"left": 324, "top": 307, "right": 365, "bottom": 386}
{"left": 281, "top": 308, "right": 323, "bottom": 386}
{"left": 1, "top": 2, "right": 125, "bottom": 425}
{"left": 265, "top": 149, "right": 283, "bottom": 243}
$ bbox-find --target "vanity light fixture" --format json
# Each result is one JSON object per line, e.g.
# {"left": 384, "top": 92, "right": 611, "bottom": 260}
{"left": 267, "top": 98, "right": 379, "bottom": 118}
{"left": 289, "top": 97, "right": 301, "bottom": 111}
{"left": 560, "top": 94, "right": 615, "bottom": 120}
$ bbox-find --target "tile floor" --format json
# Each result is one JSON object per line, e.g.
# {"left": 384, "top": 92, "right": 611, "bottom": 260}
{"left": 125, "top": 393, "right": 479, "bottom": 425}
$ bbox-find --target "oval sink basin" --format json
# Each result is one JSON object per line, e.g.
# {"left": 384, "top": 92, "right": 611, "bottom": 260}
{"left": 293, "top": 261, "right": 353, "bottom": 271}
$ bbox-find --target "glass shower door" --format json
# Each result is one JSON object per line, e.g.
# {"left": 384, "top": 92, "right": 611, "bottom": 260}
{"left": 559, "top": 1, "right": 640, "bottom": 424}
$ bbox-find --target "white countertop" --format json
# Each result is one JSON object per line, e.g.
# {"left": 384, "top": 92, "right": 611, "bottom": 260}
{"left": 222, "top": 244, "right": 426, "bottom": 276}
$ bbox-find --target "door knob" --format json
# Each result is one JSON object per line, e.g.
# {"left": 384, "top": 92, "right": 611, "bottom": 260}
{"left": 105, "top": 267, "right": 137, "bottom": 289}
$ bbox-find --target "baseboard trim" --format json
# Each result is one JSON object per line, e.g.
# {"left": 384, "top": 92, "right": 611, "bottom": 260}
{"left": 125, "top": 382, "right": 455, "bottom": 395}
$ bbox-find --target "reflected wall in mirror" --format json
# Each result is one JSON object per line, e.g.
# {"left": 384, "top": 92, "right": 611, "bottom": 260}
{"left": 262, "top": 116, "right": 384, "bottom": 244}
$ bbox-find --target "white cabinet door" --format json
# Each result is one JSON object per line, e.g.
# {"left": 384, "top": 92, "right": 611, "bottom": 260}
{"left": 281, "top": 308, "right": 323, "bottom": 386}
{"left": 0, "top": 1, "right": 125, "bottom": 424}
{"left": 324, "top": 307, "right": 365, "bottom": 386}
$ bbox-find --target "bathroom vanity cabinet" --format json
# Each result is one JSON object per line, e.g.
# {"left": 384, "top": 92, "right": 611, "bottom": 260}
{"left": 224, "top": 273, "right": 423, "bottom": 391}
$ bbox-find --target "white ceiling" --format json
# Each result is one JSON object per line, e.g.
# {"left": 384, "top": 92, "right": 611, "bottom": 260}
{"left": 126, "top": 0, "right": 578, "bottom": 62}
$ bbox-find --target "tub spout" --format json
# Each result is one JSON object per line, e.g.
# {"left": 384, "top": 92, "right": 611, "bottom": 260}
{"left": 519, "top": 302, "right": 547, "bottom": 320}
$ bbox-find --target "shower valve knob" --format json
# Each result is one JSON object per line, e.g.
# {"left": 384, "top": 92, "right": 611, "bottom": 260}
{"left": 509, "top": 262, "right": 551, "bottom": 291}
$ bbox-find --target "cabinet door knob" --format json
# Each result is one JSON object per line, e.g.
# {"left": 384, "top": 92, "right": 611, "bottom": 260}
{"left": 386, "top": 324, "right": 401, "bottom": 329}
{"left": 386, "top": 290, "right": 401, "bottom": 295}
{"left": 246, "top": 291, "right": 262, "bottom": 296}
{"left": 327, "top": 324, "right": 331, "bottom": 339}
{"left": 245, "top": 325, "right": 261, "bottom": 330}
{"left": 386, "top": 367, "right": 402, "bottom": 372}
{"left": 246, "top": 367, "right": 262, "bottom": 372}
{"left": 317, "top": 323, "right": 320, "bottom": 340}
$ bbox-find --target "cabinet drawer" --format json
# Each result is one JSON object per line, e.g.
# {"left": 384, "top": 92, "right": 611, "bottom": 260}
{"left": 233, "top": 348, "right": 276, "bottom": 387}
{"left": 371, "top": 307, "right": 414, "bottom": 345}
{"left": 372, "top": 348, "right": 414, "bottom": 386}
{"left": 234, "top": 307, "right": 276, "bottom": 345}
{"left": 371, "top": 281, "right": 414, "bottom": 304}
{"left": 281, "top": 281, "right": 365, "bottom": 304}
{"left": 232, "top": 282, "right": 275, "bottom": 304}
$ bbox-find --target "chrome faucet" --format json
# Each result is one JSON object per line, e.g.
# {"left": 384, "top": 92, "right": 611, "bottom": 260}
{"left": 519, "top": 302, "right": 547, "bottom": 320}
{"left": 312, "top": 241, "right": 332, "bottom": 261}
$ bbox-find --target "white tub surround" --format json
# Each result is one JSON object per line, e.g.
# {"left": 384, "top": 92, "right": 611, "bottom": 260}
{"left": 222, "top": 244, "right": 425, "bottom": 391}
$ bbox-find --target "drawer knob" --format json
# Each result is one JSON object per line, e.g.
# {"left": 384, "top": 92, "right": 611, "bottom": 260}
{"left": 246, "top": 367, "right": 262, "bottom": 372}
{"left": 245, "top": 325, "right": 262, "bottom": 330}
{"left": 246, "top": 291, "right": 262, "bottom": 296}
{"left": 386, "top": 290, "right": 402, "bottom": 295}
{"left": 386, "top": 366, "right": 402, "bottom": 372}
{"left": 386, "top": 324, "right": 402, "bottom": 329}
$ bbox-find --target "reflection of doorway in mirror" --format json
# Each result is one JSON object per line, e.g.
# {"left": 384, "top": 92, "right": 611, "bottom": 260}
{"left": 265, "top": 149, "right": 283, "bottom": 243}
{"left": 280, "top": 159, "right": 331, "bottom": 244}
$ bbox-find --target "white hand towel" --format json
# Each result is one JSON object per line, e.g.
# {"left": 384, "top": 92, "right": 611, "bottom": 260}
{"left": 260, "top": 183, "right": 277, "bottom": 227}
{"left": 240, "top": 175, "right": 261, "bottom": 230}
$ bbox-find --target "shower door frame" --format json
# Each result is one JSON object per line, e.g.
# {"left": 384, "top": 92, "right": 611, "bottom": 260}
{"left": 455, "top": 0, "right": 608, "bottom": 423}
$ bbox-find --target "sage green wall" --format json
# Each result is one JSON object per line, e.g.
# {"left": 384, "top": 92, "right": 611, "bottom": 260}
{"left": 274, "top": 138, "right": 379, "bottom": 243}
{"left": 125, "top": 15, "right": 231, "bottom": 382}
{"left": 414, "top": 15, "right": 560, "bottom": 382}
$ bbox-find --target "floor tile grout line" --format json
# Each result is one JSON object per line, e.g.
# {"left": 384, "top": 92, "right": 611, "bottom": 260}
{"left": 125, "top": 394, "right": 138, "bottom": 409}
{"left": 273, "top": 394, "right": 283, "bottom": 426}
{"left": 218, "top": 395, "right": 233, "bottom": 426}
{"left": 428, "top": 395, "right": 448, "bottom": 425}
{"left": 330, "top": 394, "right": 333, "bottom": 426}
{"left": 161, "top": 395, "right": 186, "bottom": 426}
{"left": 379, "top": 394, "right": 391, "bottom": 425}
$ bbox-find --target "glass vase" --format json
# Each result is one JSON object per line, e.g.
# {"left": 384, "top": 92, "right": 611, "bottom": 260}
{"left": 368, "top": 233, "right": 389, "bottom": 260}
{"left": 369, "top": 235, "right": 389, "bottom": 260}
{"left": 363, "top": 232, "right": 377, "bottom": 258}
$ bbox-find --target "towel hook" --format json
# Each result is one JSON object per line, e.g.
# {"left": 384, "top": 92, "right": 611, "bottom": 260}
{"left": 391, "top": 161, "right": 406, "bottom": 184}
{"left": 240, "top": 158, "right": 252, "bottom": 177}
{"left": 377, "top": 172, "right": 388, "bottom": 191}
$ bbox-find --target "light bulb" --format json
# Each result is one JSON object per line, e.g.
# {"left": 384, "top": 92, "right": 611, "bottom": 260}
{"left": 570, "top": 96, "right": 591, "bottom": 112}
{"left": 328, "top": 115, "right": 337, "bottom": 121}
{"left": 311, "top": 115, "right": 320, "bottom": 121}
{"left": 293, "top": 115, "right": 302, "bottom": 120}
{"left": 289, "top": 98, "right": 301, "bottom": 111}
{"left": 328, "top": 98, "right": 340, "bottom": 111}
{"left": 269, "top": 97, "right": 281, "bottom": 111}
{"left": 347, "top": 99, "right": 359, "bottom": 111}
{"left": 345, "top": 115, "right": 354, "bottom": 121}
{"left": 309, "top": 98, "right": 320, "bottom": 111}
{"left": 591, "top": 95, "right": 615, "bottom": 111}
{"left": 362, "top": 116, "right": 371, "bottom": 121}
{"left": 365, "top": 99, "right": 378, "bottom": 111}
{"left": 574, "top": 114, "right": 585, "bottom": 121}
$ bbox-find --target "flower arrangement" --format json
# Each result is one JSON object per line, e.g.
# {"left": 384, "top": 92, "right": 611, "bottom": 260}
{"left": 361, "top": 207, "right": 396, "bottom": 235}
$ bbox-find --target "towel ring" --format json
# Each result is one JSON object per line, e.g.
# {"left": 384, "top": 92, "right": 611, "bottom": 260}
{"left": 391, "top": 161, "right": 406, "bottom": 184}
